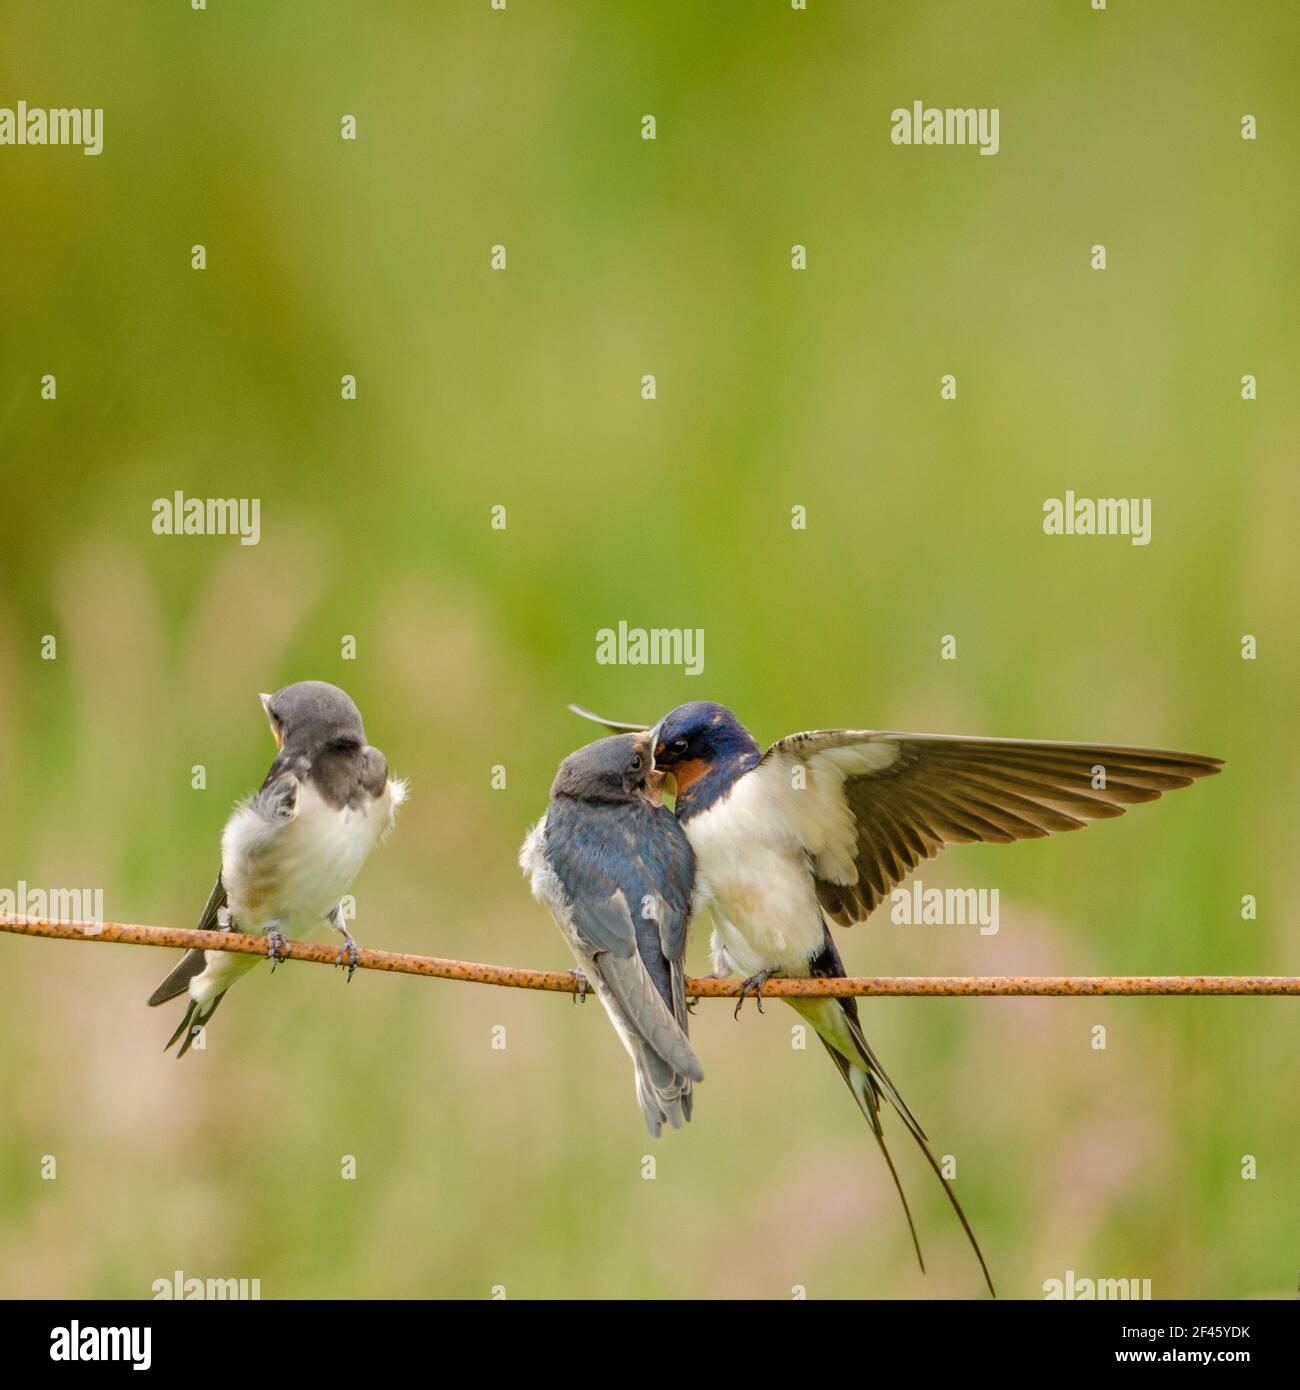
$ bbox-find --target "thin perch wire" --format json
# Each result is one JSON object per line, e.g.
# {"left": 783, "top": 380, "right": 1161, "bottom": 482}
{"left": 2, "top": 914, "right": 1296, "bottom": 996}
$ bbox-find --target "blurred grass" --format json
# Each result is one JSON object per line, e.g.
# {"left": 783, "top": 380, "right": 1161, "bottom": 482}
{"left": 0, "top": 1, "right": 1296, "bottom": 1298}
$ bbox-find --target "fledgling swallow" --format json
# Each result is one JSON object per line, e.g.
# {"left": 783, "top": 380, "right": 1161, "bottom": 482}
{"left": 148, "top": 680, "right": 407, "bottom": 1056}
{"left": 575, "top": 700, "right": 1223, "bottom": 1294}
{"left": 520, "top": 732, "right": 702, "bottom": 1136}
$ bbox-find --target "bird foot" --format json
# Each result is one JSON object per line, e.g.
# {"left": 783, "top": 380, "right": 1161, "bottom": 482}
{"left": 734, "top": 970, "right": 775, "bottom": 1019}
{"left": 569, "top": 970, "right": 589, "bottom": 1004}
{"left": 265, "top": 930, "right": 289, "bottom": 970}
{"left": 336, "top": 938, "right": 361, "bottom": 982}
{"left": 329, "top": 907, "right": 360, "bottom": 982}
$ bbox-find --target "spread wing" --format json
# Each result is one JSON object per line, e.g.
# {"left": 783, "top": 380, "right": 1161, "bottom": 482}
{"left": 756, "top": 730, "right": 1223, "bottom": 927}
{"left": 543, "top": 798, "right": 699, "bottom": 1079}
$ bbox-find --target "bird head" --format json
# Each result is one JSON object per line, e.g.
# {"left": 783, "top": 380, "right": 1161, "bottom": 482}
{"left": 259, "top": 681, "right": 365, "bottom": 754}
{"left": 552, "top": 732, "right": 664, "bottom": 805}
{"left": 650, "top": 701, "right": 760, "bottom": 795}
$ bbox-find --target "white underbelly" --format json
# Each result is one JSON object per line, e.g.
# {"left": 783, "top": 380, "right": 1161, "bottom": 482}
{"left": 700, "top": 856, "right": 825, "bottom": 976}
{"left": 222, "top": 781, "right": 391, "bottom": 932}
{"left": 684, "top": 782, "right": 826, "bottom": 978}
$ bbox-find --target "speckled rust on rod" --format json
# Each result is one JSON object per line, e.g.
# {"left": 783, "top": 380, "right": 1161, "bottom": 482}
{"left": 2, "top": 914, "right": 1297, "bottom": 997}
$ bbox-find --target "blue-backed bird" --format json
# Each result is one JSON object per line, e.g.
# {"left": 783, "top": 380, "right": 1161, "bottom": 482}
{"left": 520, "top": 732, "right": 701, "bottom": 1136}
{"left": 148, "top": 681, "right": 407, "bottom": 1055}
{"left": 573, "top": 700, "right": 1223, "bottom": 1293}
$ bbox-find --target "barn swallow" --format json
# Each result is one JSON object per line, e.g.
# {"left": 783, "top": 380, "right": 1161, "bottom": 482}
{"left": 148, "top": 681, "right": 407, "bottom": 1056}
{"left": 520, "top": 732, "right": 702, "bottom": 1136}
{"left": 574, "top": 700, "right": 1223, "bottom": 1293}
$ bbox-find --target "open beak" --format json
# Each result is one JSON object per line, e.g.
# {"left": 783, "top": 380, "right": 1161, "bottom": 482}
{"left": 644, "top": 724, "right": 678, "bottom": 801}
{"left": 636, "top": 730, "right": 667, "bottom": 804}
{"left": 644, "top": 765, "right": 667, "bottom": 805}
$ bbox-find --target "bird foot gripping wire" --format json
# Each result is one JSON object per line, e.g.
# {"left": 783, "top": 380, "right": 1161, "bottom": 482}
{"left": 734, "top": 970, "right": 775, "bottom": 1019}
{"left": 336, "top": 939, "right": 361, "bottom": 981}
{"left": 329, "top": 906, "right": 361, "bottom": 982}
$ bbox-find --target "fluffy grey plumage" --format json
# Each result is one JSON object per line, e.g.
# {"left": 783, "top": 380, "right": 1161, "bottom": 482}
{"left": 148, "top": 681, "right": 405, "bottom": 1055}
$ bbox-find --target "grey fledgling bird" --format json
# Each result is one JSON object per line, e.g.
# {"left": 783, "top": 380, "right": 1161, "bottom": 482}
{"left": 148, "top": 681, "right": 407, "bottom": 1055}
{"left": 520, "top": 732, "right": 701, "bottom": 1136}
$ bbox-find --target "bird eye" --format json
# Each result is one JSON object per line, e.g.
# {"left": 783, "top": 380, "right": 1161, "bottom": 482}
{"left": 630, "top": 754, "right": 642, "bottom": 770}
{"left": 672, "top": 738, "right": 688, "bottom": 753}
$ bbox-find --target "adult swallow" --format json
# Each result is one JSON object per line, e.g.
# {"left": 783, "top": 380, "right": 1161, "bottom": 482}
{"left": 148, "top": 681, "right": 407, "bottom": 1056}
{"left": 575, "top": 700, "right": 1223, "bottom": 1293}
{"left": 520, "top": 732, "right": 702, "bottom": 1136}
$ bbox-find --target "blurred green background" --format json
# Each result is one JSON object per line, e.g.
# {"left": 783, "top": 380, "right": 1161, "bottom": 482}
{"left": 1, "top": 1, "right": 1296, "bottom": 1299}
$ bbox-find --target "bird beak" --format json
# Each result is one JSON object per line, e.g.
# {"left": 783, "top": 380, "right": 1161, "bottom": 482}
{"left": 259, "top": 692, "right": 284, "bottom": 749}
{"left": 635, "top": 730, "right": 666, "bottom": 804}
{"left": 647, "top": 722, "right": 675, "bottom": 793}
{"left": 644, "top": 765, "right": 667, "bottom": 805}
{"left": 644, "top": 721, "right": 680, "bottom": 797}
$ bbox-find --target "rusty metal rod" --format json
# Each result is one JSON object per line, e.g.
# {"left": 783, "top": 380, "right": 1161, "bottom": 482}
{"left": 1, "top": 914, "right": 1295, "bottom": 997}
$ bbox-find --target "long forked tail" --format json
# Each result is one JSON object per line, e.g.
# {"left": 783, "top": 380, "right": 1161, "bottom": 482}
{"left": 791, "top": 929, "right": 996, "bottom": 1296}
{"left": 818, "top": 1037, "right": 926, "bottom": 1265}
{"left": 148, "top": 947, "right": 230, "bottom": 1058}
{"left": 147, "top": 947, "right": 208, "bottom": 1008}
{"left": 831, "top": 1006, "right": 995, "bottom": 1297}
{"left": 148, "top": 875, "right": 234, "bottom": 1058}
{"left": 159, "top": 990, "right": 228, "bottom": 1057}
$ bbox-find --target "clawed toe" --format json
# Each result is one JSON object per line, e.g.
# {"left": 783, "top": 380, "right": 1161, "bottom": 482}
{"left": 733, "top": 970, "right": 774, "bottom": 1019}
{"left": 569, "top": 970, "right": 589, "bottom": 1004}
{"left": 265, "top": 930, "right": 289, "bottom": 970}
{"left": 336, "top": 939, "right": 361, "bottom": 982}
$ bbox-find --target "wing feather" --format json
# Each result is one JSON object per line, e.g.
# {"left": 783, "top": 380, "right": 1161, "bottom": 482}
{"left": 540, "top": 798, "right": 701, "bottom": 1086}
{"left": 758, "top": 730, "right": 1222, "bottom": 926}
